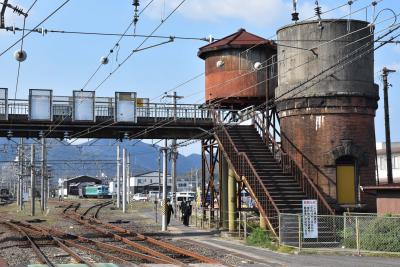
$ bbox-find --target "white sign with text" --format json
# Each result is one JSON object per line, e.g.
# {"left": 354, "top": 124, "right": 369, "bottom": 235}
{"left": 302, "top": 199, "right": 318, "bottom": 238}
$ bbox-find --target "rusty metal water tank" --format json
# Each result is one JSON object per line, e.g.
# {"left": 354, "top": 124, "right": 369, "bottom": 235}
{"left": 198, "top": 29, "right": 276, "bottom": 108}
{"left": 275, "top": 20, "right": 379, "bottom": 211}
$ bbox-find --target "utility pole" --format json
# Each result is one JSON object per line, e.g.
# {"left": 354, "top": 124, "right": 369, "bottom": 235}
{"left": 163, "top": 92, "right": 183, "bottom": 219}
{"left": 18, "top": 138, "right": 24, "bottom": 211}
{"left": 382, "top": 67, "right": 396, "bottom": 184}
{"left": 161, "top": 139, "right": 168, "bottom": 231}
{"left": 116, "top": 145, "right": 121, "bottom": 208}
{"left": 171, "top": 139, "right": 178, "bottom": 218}
{"left": 163, "top": 91, "right": 184, "bottom": 121}
{"left": 122, "top": 148, "right": 127, "bottom": 213}
{"left": 127, "top": 153, "right": 131, "bottom": 204}
{"left": 16, "top": 141, "right": 21, "bottom": 209}
{"left": 40, "top": 138, "right": 46, "bottom": 212}
{"left": 158, "top": 149, "right": 161, "bottom": 200}
{"left": 30, "top": 144, "right": 35, "bottom": 216}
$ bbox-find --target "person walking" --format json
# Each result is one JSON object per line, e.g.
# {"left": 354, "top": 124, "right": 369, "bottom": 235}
{"left": 166, "top": 199, "right": 174, "bottom": 226}
{"left": 183, "top": 201, "right": 192, "bottom": 226}
{"left": 180, "top": 200, "right": 186, "bottom": 222}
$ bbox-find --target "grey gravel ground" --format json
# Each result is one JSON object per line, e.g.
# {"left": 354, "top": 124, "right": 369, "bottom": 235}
{"left": 2, "top": 200, "right": 400, "bottom": 267}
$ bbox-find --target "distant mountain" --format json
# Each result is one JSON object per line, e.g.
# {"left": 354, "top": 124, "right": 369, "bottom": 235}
{"left": 0, "top": 138, "right": 201, "bottom": 179}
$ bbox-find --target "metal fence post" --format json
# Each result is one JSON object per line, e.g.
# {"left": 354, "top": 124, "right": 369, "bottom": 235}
{"left": 195, "top": 204, "right": 198, "bottom": 227}
{"left": 244, "top": 212, "right": 247, "bottom": 239}
{"left": 356, "top": 216, "right": 360, "bottom": 255}
{"left": 208, "top": 209, "right": 211, "bottom": 230}
{"left": 343, "top": 212, "right": 347, "bottom": 241}
{"left": 238, "top": 212, "right": 241, "bottom": 238}
{"left": 298, "top": 214, "right": 302, "bottom": 251}
{"left": 278, "top": 213, "right": 282, "bottom": 245}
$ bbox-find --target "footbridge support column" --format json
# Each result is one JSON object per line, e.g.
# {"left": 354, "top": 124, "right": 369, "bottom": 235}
{"left": 228, "top": 168, "right": 237, "bottom": 233}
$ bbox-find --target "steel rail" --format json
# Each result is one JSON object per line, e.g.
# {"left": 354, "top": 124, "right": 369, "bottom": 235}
{"left": 94, "top": 201, "right": 112, "bottom": 218}
{"left": 1, "top": 221, "right": 55, "bottom": 266}
{"left": 65, "top": 213, "right": 185, "bottom": 266}
{"left": 5, "top": 220, "right": 94, "bottom": 266}
{"left": 17, "top": 221, "right": 169, "bottom": 265}
{"left": 80, "top": 201, "right": 112, "bottom": 217}
{"left": 86, "top": 216, "right": 220, "bottom": 264}
{"left": 59, "top": 239, "right": 135, "bottom": 266}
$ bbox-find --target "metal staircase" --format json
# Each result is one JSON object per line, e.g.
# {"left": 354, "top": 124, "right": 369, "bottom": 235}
{"left": 213, "top": 109, "right": 335, "bottom": 236}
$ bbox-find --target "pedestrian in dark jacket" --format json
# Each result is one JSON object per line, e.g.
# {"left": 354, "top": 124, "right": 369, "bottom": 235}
{"left": 180, "top": 200, "right": 186, "bottom": 222}
{"left": 166, "top": 199, "right": 174, "bottom": 226}
{"left": 183, "top": 201, "right": 192, "bottom": 226}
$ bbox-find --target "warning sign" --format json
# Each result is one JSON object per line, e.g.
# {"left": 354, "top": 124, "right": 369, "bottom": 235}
{"left": 302, "top": 199, "right": 318, "bottom": 238}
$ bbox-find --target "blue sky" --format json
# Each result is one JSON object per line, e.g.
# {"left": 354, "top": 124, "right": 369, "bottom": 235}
{"left": 0, "top": 0, "right": 399, "bottom": 156}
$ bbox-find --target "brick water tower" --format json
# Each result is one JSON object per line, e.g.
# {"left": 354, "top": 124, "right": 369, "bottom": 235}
{"left": 198, "top": 28, "right": 277, "bottom": 109}
{"left": 275, "top": 19, "right": 379, "bottom": 211}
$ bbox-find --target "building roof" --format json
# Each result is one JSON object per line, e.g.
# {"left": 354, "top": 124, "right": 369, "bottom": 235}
{"left": 377, "top": 147, "right": 400, "bottom": 155}
{"left": 132, "top": 170, "right": 171, "bottom": 177}
{"left": 65, "top": 175, "right": 102, "bottom": 183}
{"left": 362, "top": 183, "right": 400, "bottom": 191}
{"left": 376, "top": 142, "right": 400, "bottom": 155}
{"left": 198, "top": 28, "right": 276, "bottom": 59}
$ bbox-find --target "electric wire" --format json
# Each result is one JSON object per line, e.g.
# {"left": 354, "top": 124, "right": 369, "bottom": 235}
{"left": 0, "top": 0, "right": 71, "bottom": 58}
{"left": 2, "top": 1, "right": 394, "bottom": 163}
{"left": 13, "top": 0, "right": 39, "bottom": 105}
{"left": 240, "top": 0, "right": 383, "bottom": 61}
{"left": 92, "top": 0, "right": 187, "bottom": 92}
{"left": 192, "top": 7, "right": 398, "bottom": 105}
{"left": 5, "top": 10, "right": 395, "bottom": 147}
{"left": 81, "top": 0, "right": 155, "bottom": 90}
{"left": 0, "top": 27, "right": 212, "bottom": 41}
{"left": 176, "top": 25, "right": 400, "bottom": 149}
{"left": 66, "top": 11, "right": 399, "bottom": 145}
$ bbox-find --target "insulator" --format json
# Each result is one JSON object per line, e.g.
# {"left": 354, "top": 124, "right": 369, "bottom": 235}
{"left": 314, "top": 6, "right": 322, "bottom": 17}
{"left": 12, "top": 5, "right": 26, "bottom": 17}
{"left": 14, "top": 50, "right": 27, "bottom": 62}
{"left": 133, "top": 0, "right": 140, "bottom": 7}
{"left": 292, "top": 12, "right": 299, "bottom": 22}
{"left": 100, "top": 56, "right": 109, "bottom": 65}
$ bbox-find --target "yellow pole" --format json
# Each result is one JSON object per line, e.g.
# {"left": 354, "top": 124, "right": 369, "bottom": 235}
{"left": 260, "top": 215, "right": 267, "bottom": 230}
{"left": 228, "top": 168, "right": 237, "bottom": 232}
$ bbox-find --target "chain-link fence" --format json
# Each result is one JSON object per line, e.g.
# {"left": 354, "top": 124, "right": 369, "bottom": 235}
{"left": 189, "top": 209, "right": 400, "bottom": 255}
{"left": 279, "top": 213, "right": 400, "bottom": 254}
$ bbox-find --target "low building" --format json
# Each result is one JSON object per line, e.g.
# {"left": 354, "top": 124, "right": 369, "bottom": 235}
{"left": 58, "top": 175, "right": 102, "bottom": 197}
{"left": 376, "top": 142, "right": 400, "bottom": 184}
{"left": 130, "top": 171, "right": 171, "bottom": 194}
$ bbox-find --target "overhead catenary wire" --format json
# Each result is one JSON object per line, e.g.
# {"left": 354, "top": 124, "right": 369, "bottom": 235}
{"left": 81, "top": 0, "right": 155, "bottom": 91}
{"left": 92, "top": 0, "right": 187, "bottom": 92}
{"left": 239, "top": 0, "right": 383, "bottom": 60}
{"left": 13, "top": 0, "right": 39, "bottom": 105}
{"left": 191, "top": 7, "right": 398, "bottom": 105}
{"left": 176, "top": 24, "right": 400, "bottom": 149}
{"left": 0, "top": 0, "right": 71, "bottom": 58}
{"left": 4, "top": 8, "right": 396, "bottom": 149}
{"left": 0, "top": 27, "right": 213, "bottom": 42}
{"left": 7, "top": 1, "right": 396, "bottom": 151}
{"left": 66, "top": 11, "right": 400, "bottom": 145}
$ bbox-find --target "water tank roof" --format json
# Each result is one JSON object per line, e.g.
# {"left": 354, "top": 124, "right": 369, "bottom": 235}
{"left": 198, "top": 28, "right": 276, "bottom": 59}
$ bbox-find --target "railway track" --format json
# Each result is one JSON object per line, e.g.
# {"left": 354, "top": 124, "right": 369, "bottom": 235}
{"left": 0, "top": 219, "right": 97, "bottom": 266}
{"left": 0, "top": 201, "right": 220, "bottom": 265}
{"left": 62, "top": 201, "right": 220, "bottom": 265}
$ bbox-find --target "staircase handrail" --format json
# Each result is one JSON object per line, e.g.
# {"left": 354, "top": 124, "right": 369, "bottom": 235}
{"left": 212, "top": 109, "right": 281, "bottom": 233}
{"left": 254, "top": 112, "right": 335, "bottom": 215}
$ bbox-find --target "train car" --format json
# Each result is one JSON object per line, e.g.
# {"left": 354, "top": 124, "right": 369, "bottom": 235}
{"left": 82, "top": 185, "right": 110, "bottom": 198}
{"left": 0, "top": 188, "right": 11, "bottom": 201}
